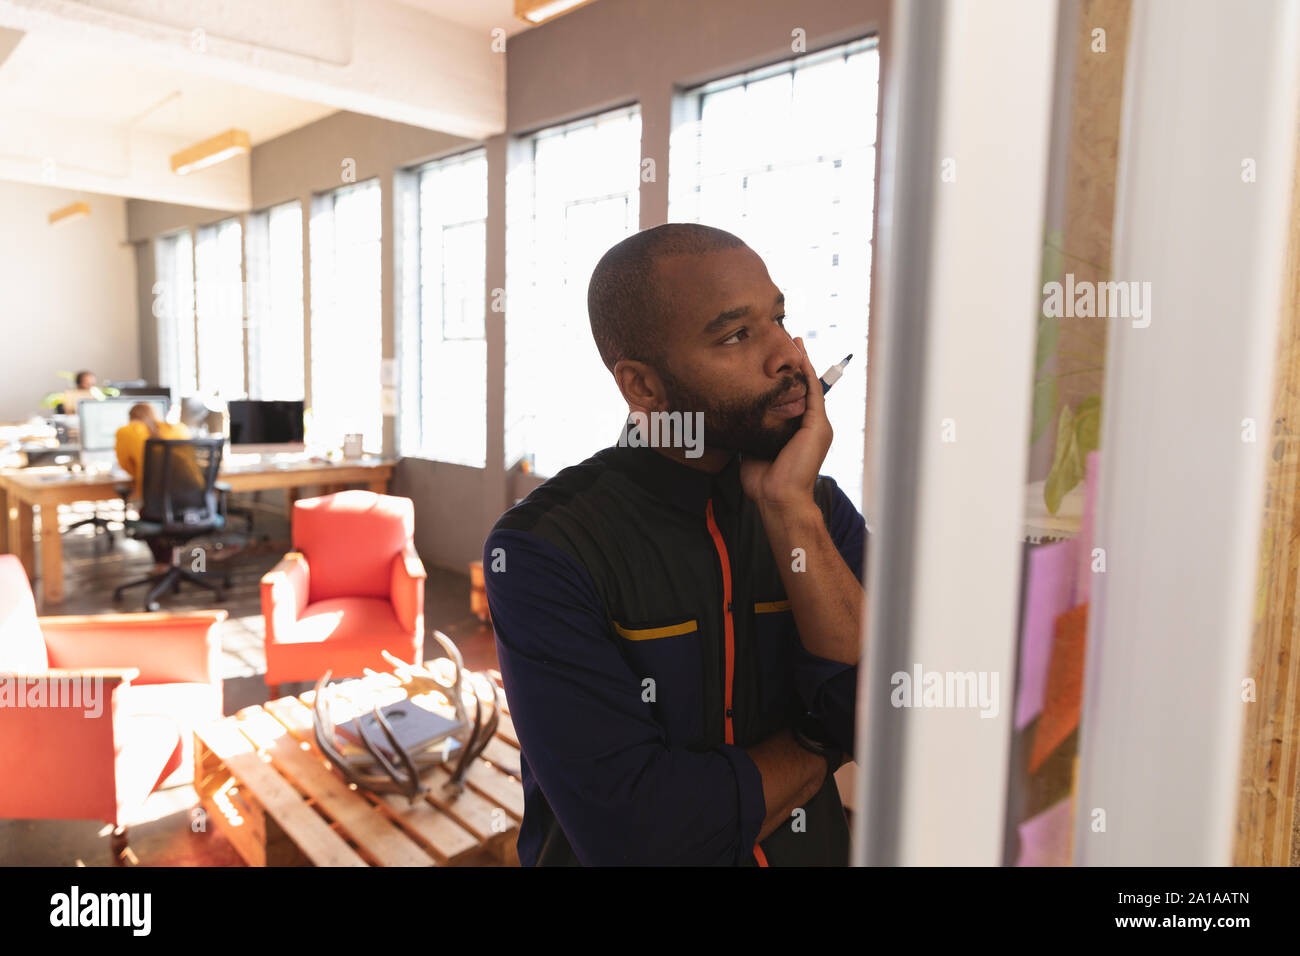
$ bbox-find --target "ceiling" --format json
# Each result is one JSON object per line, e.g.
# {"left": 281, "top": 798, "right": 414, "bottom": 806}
{"left": 394, "top": 0, "right": 536, "bottom": 37}
{"left": 0, "top": 31, "right": 337, "bottom": 146}
{"left": 0, "top": 0, "right": 540, "bottom": 210}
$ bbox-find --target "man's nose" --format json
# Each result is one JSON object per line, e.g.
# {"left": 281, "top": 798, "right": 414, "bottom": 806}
{"left": 764, "top": 324, "right": 803, "bottom": 379}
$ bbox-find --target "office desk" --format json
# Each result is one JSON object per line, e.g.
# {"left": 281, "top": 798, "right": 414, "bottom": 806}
{"left": 0, "top": 458, "right": 396, "bottom": 605}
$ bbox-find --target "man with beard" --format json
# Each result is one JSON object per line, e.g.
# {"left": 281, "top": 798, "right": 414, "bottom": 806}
{"left": 484, "top": 223, "right": 866, "bottom": 866}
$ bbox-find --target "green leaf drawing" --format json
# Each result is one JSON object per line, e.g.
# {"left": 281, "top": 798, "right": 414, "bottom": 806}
{"left": 1043, "top": 395, "right": 1102, "bottom": 514}
{"left": 1044, "top": 404, "right": 1082, "bottom": 515}
{"left": 1074, "top": 394, "right": 1101, "bottom": 458}
{"left": 1034, "top": 309, "right": 1058, "bottom": 375}
{"left": 1032, "top": 230, "right": 1104, "bottom": 513}
{"left": 1041, "top": 229, "right": 1065, "bottom": 286}
{"left": 1031, "top": 376, "right": 1058, "bottom": 444}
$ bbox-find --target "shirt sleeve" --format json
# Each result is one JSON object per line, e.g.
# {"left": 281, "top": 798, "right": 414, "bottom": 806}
{"left": 115, "top": 425, "right": 140, "bottom": 492}
{"left": 792, "top": 477, "right": 868, "bottom": 755}
{"left": 484, "top": 528, "right": 767, "bottom": 866}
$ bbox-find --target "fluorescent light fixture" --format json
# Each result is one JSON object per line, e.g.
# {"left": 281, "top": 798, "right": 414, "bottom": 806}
{"left": 514, "top": 0, "right": 597, "bottom": 24}
{"left": 48, "top": 201, "right": 90, "bottom": 225}
{"left": 170, "top": 129, "right": 251, "bottom": 175}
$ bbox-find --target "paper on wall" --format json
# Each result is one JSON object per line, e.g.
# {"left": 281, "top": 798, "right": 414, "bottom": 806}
{"left": 1015, "top": 538, "right": 1077, "bottom": 729}
{"left": 1016, "top": 797, "right": 1073, "bottom": 867}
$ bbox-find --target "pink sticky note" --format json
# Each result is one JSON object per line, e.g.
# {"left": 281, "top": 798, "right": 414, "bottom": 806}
{"left": 1074, "top": 451, "right": 1101, "bottom": 605}
{"left": 1016, "top": 538, "right": 1076, "bottom": 730}
{"left": 1016, "top": 797, "right": 1073, "bottom": 866}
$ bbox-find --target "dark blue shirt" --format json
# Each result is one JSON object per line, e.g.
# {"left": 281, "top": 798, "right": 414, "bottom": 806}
{"left": 484, "top": 440, "right": 865, "bottom": 865}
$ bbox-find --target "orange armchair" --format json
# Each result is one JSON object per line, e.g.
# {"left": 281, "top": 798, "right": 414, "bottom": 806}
{"left": 0, "top": 554, "right": 225, "bottom": 836}
{"left": 261, "top": 490, "right": 426, "bottom": 691}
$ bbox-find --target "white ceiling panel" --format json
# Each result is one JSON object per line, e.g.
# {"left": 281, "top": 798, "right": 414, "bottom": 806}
{"left": 0, "top": 31, "right": 337, "bottom": 143}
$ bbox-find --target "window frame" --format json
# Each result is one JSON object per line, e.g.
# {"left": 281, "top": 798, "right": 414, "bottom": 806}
{"left": 505, "top": 103, "right": 643, "bottom": 479}
{"left": 244, "top": 199, "right": 305, "bottom": 403}
{"left": 152, "top": 228, "right": 198, "bottom": 397}
{"left": 308, "top": 176, "right": 385, "bottom": 454}
{"left": 405, "top": 146, "right": 490, "bottom": 468}
{"left": 194, "top": 215, "right": 247, "bottom": 400}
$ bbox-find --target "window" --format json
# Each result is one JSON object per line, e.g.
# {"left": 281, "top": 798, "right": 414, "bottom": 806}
{"left": 245, "top": 200, "right": 305, "bottom": 401}
{"left": 670, "top": 38, "right": 880, "bottom": 511}
{"left": 153, "top": 230, "right": 196, "bottom": 396}
{"left": 506, "top": 105, "right": 642, "bottom": 479}
{"left": 195, "top": 217, "right": 246, "bottom": 399}
{"left": 309, "top": 179, "right": 383, "bottom": 453}
{"left": 409, "top": 150, "right": 488, "bottom": 467}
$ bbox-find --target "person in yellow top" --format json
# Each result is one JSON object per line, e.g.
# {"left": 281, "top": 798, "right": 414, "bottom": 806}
{"left": 115, "top": 403, "right": 192, "bottom": 498}
{"left": 115, "top": 403, "right": 201, "bottom": 570}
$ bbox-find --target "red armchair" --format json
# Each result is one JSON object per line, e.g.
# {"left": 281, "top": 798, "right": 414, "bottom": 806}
{"left": 0, "top": 554, "right": 225, "bottom": 843}
{"left": 261, "top": 490, "right": 426, "bottom": 692}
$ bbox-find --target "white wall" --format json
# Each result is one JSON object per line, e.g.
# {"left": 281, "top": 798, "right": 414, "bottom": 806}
{"left": 0, "top": 181, "right": 139, "bottom": 422}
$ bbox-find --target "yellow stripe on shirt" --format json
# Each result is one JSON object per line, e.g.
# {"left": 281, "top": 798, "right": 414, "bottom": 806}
{"left": 613, "top": 619, "right": 698, "bottom": 641}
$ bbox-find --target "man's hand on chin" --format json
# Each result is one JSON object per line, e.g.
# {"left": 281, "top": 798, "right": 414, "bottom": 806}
{"left": 740, "top": 336, "right": 833, "bottom": 514}
{"left": 742, "top": 335, "right": 863, "bottom": 667}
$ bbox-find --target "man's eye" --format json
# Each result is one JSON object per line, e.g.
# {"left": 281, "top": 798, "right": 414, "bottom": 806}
{"left": 721, "top": 315, "right": 785, "bottom": 345}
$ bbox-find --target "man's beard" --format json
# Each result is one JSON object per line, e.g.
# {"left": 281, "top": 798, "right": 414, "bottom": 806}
{"left": 657, "top": 363, "right": 808, "bottom": 461}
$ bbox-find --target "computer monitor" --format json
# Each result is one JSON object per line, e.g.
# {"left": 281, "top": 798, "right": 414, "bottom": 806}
{"left": 115, "top": 385, "right": 173, "bottom": 402}
{"left": 78, "top": 397, "right": 170, "bottom": 471}
{"left": 227, "top": 400, "right": 305, "bottom": 453}
{"left": 78, "top": 397, "right": 170, "bottom": 451}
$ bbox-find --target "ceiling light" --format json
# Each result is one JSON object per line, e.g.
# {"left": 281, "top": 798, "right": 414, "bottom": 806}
{"left": 48, "top": 201, "right": 89, "bottom": 225}
{"left": 515, "top": 0, "right": 598, "bottom": 24}
{"left": 170, "top": 129, "right": 251, "bottom": 176}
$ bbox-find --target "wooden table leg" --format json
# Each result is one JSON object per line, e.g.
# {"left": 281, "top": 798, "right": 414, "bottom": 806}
{"left": 37, "top": 504, "right": 64, "bottom": 604}
{"left": 368, "top": 479, "right": 388, "bottom": 494}
{"left": 285, "top": 487, "right": 299, "bottom": 533}
{"left": 0, "top": 485, "right": 10, "bottom": 555}
{"left": 16, "top": 502, "right": 35, "bottom": 581}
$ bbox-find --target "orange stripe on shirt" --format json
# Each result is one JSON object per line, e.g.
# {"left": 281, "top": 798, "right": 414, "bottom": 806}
{"left": 705, "top": 499, "right": 735, "bottom": 746}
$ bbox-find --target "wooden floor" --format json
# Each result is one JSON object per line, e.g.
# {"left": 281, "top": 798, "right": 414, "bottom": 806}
{"left": 3, "top": 492, "right": 499, "bottom": 866}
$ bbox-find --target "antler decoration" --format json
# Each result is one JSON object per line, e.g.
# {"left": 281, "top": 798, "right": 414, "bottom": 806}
{"left": 312, "top": 671, "right": 427, "bottom": 802}
{"left": 446, "top": 672, "right": 504, "bottom": 796}
{"left": 311, "top": 631, "right": 503, "bottom": 804}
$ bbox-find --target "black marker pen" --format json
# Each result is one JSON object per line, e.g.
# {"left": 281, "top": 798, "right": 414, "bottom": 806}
{"left": 819, "top": 353, "right": 854, "bottom": 394}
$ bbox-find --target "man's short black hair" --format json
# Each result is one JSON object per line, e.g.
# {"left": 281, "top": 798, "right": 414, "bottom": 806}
{"left": 74, "top": 370, "right": 94, "bottom": 388}
{"left": 587, "top": 222, "right": 748, "bottom": 372}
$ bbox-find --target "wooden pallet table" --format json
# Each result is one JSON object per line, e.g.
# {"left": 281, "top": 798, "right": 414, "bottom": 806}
{"left": 194, "top": 665, "right": 522, "bottom": 867}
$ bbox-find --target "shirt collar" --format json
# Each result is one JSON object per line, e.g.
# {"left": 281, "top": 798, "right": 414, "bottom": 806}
{"left": 601, "top": 421, "right": 745, "bottom": 518}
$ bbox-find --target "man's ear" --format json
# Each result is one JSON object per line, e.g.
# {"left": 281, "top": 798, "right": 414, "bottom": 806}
{"left": 613, "top": 359, "right": 666, "bottom": 413}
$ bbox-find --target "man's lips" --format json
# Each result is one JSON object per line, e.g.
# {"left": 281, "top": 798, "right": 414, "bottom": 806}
{"left": 769, "top": 387, "right": 807, "bottom": 420}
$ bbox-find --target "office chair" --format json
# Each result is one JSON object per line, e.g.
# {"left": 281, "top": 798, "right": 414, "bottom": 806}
{"left": 62, "top": 487, "right": 131, "bottom": 553}
{"left": 216, "top": 481, "right": 256, "bottom": 534}
{"left": 113, "top": 438, "right": 231, "bottom": 612}
{"left": 177, "top": 396, "right": 253, "bottom": 536}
